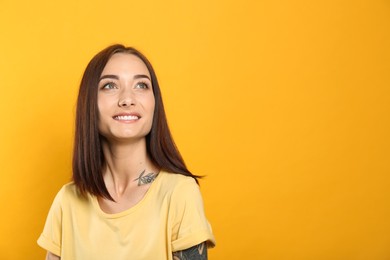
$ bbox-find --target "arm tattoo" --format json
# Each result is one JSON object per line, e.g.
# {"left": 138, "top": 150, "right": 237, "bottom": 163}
{"left": 133, "top": 169, "right": 158, "bottom": 186}
{"left": 173, "top": 242, "right": 208, "bottom": 260}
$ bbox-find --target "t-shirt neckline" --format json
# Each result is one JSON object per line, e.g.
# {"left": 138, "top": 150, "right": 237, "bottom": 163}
{"left": 90, "top": 171, "right": 164, "bottom": 219}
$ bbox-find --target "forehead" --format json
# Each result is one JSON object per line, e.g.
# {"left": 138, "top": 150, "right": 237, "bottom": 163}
{"left": 101, "top": 53, "right": 151, "bottom": 77}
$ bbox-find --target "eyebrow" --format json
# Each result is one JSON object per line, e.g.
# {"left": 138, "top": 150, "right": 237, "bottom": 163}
{"left": 99, "top": 74, "right": 119, "bottom": 81}
{"left": 134, "top": 74, "right": 151, "bottom": 81}
{"left": 99, "top": 74, "right": 151, "bottom": 81}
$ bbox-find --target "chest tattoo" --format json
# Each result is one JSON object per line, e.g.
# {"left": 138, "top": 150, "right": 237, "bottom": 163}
{"left": 134, "top": 169, "right": 158, "bottom": 186}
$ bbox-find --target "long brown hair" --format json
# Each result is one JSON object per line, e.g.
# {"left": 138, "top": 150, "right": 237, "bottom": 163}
{"left": 73, "top": 44, "right": 198, "bottom": 200}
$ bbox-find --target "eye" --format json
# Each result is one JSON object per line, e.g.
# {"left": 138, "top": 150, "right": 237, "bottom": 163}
{"left": 101, "top": 82, "right": 117, "bottom": 90}
{"left": 135, "top": 81, "right": 150, "bottom": 89}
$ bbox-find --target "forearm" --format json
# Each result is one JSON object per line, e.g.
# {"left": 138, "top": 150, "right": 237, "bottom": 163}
{"left": 173, "top": 242, "right": 208, "bottom": 260}
{"left": 46, "top": 252, "right": 60, "bottom": 260}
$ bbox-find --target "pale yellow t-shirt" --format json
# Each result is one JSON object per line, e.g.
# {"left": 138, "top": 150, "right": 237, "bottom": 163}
{"left": 37, "top": 171, "right": 215, "bottom": 259}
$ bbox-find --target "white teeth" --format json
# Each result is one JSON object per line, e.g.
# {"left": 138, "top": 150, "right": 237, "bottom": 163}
{"left": 115, "top": 115, "right": 139, "bottom": 120}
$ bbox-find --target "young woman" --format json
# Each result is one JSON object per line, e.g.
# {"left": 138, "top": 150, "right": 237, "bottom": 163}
{"left": 38, "top": 44, "right": 215, "bottom": 259}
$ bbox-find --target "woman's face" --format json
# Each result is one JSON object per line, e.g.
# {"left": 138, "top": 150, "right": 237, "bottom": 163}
{"left": 97, "top": 53, "right": 155, "bottom": 142}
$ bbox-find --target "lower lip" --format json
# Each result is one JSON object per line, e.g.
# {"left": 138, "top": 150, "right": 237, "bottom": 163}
{"left": 113, "top": 118, "right": 139, "bottom": 123}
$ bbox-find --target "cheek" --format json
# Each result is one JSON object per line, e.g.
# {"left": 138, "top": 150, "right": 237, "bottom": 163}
{"left": 141, "top": 94, "right": 155, "bottom": 113}
{"left": 150, "top": 96, "right": 156, "bottom": 110}
{"left": 149, "top": 97, "right": 156, "bottom": 117}
{"left": 97, "top": 95, "right": 114, "bottom": 113}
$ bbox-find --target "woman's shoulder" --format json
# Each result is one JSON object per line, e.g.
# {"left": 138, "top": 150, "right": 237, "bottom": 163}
{"left": 60, "top": 182, "right": 78, "bottom": 195}
{"left": 52, "top": 182, "right": 84, "bottom": 204}
{"left": 157, "top": 171, "right": 199, "bottom": 196}
{"left": 159, "top": 171, "right": 197, "bottom": 186}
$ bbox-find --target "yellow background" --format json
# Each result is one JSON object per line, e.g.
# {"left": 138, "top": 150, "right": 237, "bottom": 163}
{"left": 0, "top": 0, "right": 389, "bottom": 259}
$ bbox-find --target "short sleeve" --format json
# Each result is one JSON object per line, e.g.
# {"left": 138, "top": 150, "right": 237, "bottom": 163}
{"left": 170, "top": 178, "right": 216, "bottom": 252}
{"left": 37, "top": 187, "right": 65, "bottom": 256}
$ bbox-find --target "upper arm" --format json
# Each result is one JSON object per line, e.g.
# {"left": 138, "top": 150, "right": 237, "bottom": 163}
{"left": 46, "top": 251, "right": 60, "bottom": 260}
{"left": 170, "top": 180, "right": 216, "bottom": 251}
{"left": 173, "top": 242, "right": 208, "bottom": 260}
{"left": 38, "top": 187, "right": 65, "bottom": 256}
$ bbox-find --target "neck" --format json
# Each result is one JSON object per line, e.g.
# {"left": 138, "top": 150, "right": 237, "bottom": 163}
{"left": 101, "top": 138, "right": 158, "bottom": 196}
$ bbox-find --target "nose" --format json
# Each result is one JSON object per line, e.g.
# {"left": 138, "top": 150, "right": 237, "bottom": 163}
{"left": 118, "top": 91, "right": 135, "bottom": 107}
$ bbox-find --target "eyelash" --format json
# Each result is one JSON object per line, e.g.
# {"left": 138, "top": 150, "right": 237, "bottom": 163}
{"left": 101, "top": 82, "right": 117, "bottom": 89}
{"left": 135, "top": 81, "right": 150, "bottom": 89}
{"left": 100, "top": 81, "right": 150, "bottom": 90}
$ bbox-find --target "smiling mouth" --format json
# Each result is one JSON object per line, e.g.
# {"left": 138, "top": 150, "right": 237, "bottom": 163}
{"left": 113, "top": 115, "right": 140, "bottom": 121}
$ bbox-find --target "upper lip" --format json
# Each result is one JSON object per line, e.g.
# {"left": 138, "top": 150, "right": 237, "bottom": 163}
{"left": 112, "top": 112, "right": 141, "bottom": 119}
